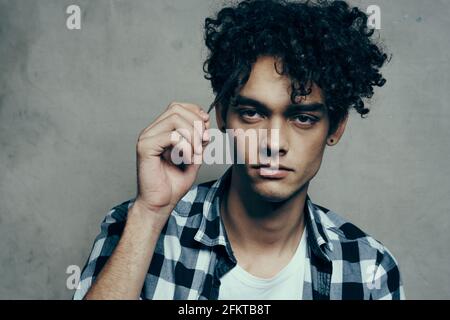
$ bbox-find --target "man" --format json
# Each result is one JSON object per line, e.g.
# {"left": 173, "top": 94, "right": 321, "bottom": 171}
{"left": 74, "top": 0, "right": 404, "bottom": 300}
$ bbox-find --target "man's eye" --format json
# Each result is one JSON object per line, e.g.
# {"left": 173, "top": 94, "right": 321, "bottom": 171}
{"left": 293, "top": 115, "right": 318, "bottom": 125}
{"left": 239, "top": 110, "right": 261, "bottom": 120}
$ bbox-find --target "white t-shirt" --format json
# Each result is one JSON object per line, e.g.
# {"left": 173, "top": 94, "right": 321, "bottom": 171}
{"left": 218, "top": 227, "right": 308, "bottom": 300}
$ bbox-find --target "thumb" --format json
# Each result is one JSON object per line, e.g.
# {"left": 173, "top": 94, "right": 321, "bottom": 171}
{"left": 185, "top": 139, "right": 209, "bottom": 177}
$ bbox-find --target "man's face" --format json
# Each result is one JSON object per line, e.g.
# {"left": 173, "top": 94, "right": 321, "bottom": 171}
{"left": 221, "top": 56, "right": 332, "bottom": 202}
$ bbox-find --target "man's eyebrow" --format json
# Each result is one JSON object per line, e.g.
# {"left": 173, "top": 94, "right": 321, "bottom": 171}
{"left": 285, "top": 102, "right": 326, "bottom": 113}
{"left": 235, "top": 95, "right": 326, "bottom": 113}
{"left": 234, "top": 95, "right": 268, "bottom": 111}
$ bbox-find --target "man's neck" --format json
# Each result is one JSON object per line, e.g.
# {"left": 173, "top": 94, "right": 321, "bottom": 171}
{"left": 221, "top": 166, "right": 308, "bottom": 257}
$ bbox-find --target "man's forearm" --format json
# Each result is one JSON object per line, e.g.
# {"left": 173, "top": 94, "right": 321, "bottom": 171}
{"left": 84, "top": 203, "right": 167, "bottom": 300}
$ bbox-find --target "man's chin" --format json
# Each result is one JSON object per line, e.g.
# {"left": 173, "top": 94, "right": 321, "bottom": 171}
{"left": 251, "top": 182, "right": 295, "bottom": 203}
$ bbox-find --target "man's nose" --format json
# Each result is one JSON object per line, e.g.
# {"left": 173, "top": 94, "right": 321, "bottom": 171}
{"left": 260, "top": 120, "right": 289, "bottom": 158}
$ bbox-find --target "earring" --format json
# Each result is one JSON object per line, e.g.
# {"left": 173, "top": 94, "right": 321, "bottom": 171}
{"left": 328, "top": 138, "right": 335, "bottom": 145}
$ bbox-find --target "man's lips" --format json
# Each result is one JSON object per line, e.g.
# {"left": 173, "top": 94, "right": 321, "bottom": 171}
{"left": 251, "top": 164, "right": 295, "bottom": 171}
{"left": 250, "top": 164, "right": 294, "bottom": 178}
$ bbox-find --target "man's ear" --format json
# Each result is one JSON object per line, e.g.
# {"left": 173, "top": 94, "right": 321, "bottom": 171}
{"left": 215, "top": 102, "right": 226, "bottom": 133}
{"left": 327, "top": 113, "right": 349, "bottom": 146}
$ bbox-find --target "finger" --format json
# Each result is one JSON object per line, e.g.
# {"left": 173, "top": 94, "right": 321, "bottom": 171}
{"left": 143, "top": 102, "right": 209, "bottom": 134}
{"left": 159, "top": 104, "right": 209, "bottom": 143}
{"left": 139, "top": 130, "right": 194, "bottom": 165}
{"left": 144, "top": 104, "right": 208, "bottom": 149}
{"left": 203, "top": 119, "right": 211, "bottom": 143}
{"left": 141, "top": 113, "right": 203, "bottom": 156}
{"left": 171, "top": 132, "right": 194, "bottom": 165}
{"left": 172, "top": 102, "right": 210, "bottom": 121}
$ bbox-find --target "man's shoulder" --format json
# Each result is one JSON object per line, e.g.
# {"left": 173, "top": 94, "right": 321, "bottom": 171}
{"left": 311, "top": 201, "right": 397, "bottom": 261}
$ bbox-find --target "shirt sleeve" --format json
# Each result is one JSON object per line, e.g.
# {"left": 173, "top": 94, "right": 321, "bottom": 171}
{"left": 369, "top": 247, "right": 406, "bottom": 300}
{"left": 72, "top": 200, "right": 133, "bottom": 300}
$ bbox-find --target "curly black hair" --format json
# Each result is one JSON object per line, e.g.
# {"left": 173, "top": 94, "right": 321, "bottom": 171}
{"left": 203, "top": 0, "right": 389, "bottom": 134}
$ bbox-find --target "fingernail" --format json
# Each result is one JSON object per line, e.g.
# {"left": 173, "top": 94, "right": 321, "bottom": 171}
{"left": 200, "top": 110, "right": 209, "bottom": 120}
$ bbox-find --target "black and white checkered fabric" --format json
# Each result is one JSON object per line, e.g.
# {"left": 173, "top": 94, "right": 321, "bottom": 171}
{"left": 74, "top": 167, "right": 405, "bottom": 300}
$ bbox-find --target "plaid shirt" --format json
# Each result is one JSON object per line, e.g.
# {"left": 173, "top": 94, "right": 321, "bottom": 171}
{"left": 74, "top": 167, "right": 405, "bottom": 300}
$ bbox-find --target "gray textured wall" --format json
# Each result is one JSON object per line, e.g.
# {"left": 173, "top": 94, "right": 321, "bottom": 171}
{"left": 0, "top": 0, "right": 449, "bottom": 299}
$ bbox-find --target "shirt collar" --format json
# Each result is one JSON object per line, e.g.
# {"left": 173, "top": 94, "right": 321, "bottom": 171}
{"left": 194, "top": 167, "right": 333, "bottom": 262}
